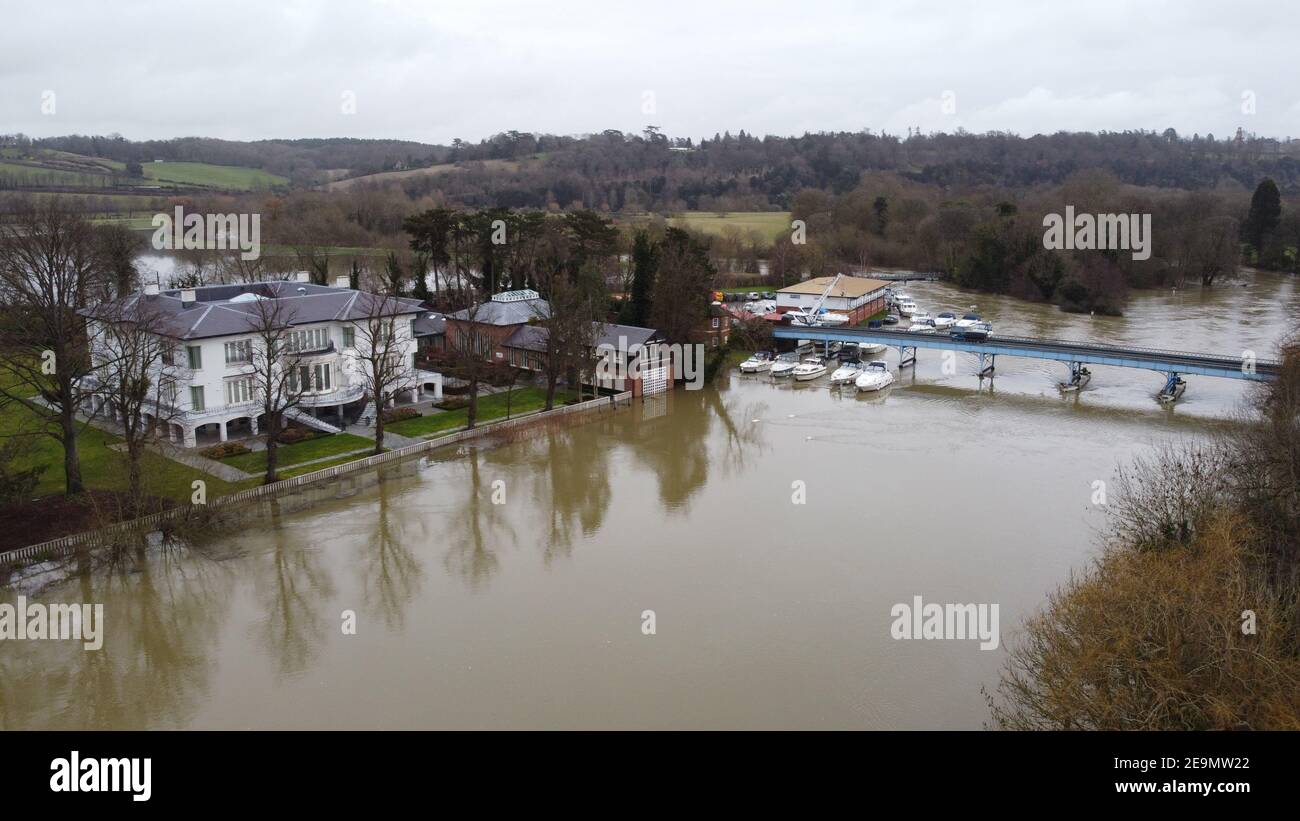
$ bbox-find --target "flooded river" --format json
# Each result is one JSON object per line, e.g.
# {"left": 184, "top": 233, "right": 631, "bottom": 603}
{"left": 2, "top": 272, "right": 1295, "bottom": 729}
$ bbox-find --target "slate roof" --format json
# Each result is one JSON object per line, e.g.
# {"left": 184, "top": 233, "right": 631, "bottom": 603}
{"left": 503, "top": 322, "right": 662, "bottom": 353}
{"left": 80, "top": 281, "right": 424, "bottom": 341}
{"left": 449, "top": 297, "right": 550, "bottom": 326}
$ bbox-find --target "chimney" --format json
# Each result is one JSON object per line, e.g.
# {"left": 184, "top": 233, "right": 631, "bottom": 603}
{"left": 334, "top": 275, "right": 351, "bottom": 288}
{"left": 143, "top": 282, "right": 160, "bottom": 296}
{"left": 180, "top": 288, "right": 197, "bottom": 308}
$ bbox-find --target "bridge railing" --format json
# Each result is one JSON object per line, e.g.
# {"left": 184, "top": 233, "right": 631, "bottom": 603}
{"left": 775, "top": 325, "right": 1281, "bottom": 369}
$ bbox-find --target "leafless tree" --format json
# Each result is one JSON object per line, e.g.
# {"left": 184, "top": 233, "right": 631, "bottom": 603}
{"left": 244, "top": 294, "right": 307, "bottom": 483}
{"left": 535, "top": 272, "right": 597, "bottom": 409}
{"left": 446, "top": 296, "right": 491, "bottom": 428}
{"left": 0, "top": 200, "right": 106, "bottom": 494}
{"left": 353, "top": 292, "right": 410, "bottom": 454}
{"left": 91, "top": 297, "right": 182, "bottom": 504}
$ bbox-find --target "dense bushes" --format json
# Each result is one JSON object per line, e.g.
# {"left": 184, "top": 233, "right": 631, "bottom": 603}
{"left": 989, "top": 339, "right": 1300, "bottom": 729}
{"left": 200, "top": 442, "right": 251, "bottom": 459}
{"left": 382, "top": 407, "right": 420, "bottom": 424}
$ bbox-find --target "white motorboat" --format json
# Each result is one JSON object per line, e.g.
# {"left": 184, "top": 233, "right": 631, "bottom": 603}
{"left": 854, "top": 360, "right": 895, "bottom": 392}
{"left": 953, "top": 311, "right": 984, "bottom": 330}
{"left": 910, "top": 311, "right": 934, "bottom": 325}
{"left": 738, "top": 351, "right": 775, "bottom": 373}
{"left": 897, "top": 299, "right": 918, "bottom": 317}
{"left": 952, "top": 321, "right": 992, "bottom": 342}
{"left": 932, "top": 311, "right": 958, "bottom": 329}
{"left": 908, "top": 318, "right": 938, "bottom": 333}
{"left": 770, "top": 352, "right": 800, "bottom": 377}
{"left": 858, "top": 342, "right": 887, "bottom": 354}
{"left": 785, "top": 309, "right": 819, "bottom": 327}
{"left": 792, "top": 356, "right": 829, "bottom": 381}
{"left": 829, "top": 359, "right": 865, "bottom": 385}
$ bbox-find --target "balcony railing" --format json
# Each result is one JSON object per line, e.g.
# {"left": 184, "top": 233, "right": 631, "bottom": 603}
{"left": 298, "top": 383, "right": 365, "bottom": 407}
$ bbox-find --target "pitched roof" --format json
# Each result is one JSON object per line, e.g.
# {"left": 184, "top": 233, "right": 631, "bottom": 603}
{"left": 450, "top": 297, "right": 550, "bottom": 326}
{"left": 80, "top": 281, "right": 424, "bottom": 341}
{"left": 503, "top": 322, "right": 662, "bottom": 353}
{"left": 778, "top": 276, "right": 889, "bottom": 299}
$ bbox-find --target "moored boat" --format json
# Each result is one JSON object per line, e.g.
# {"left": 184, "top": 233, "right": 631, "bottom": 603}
{"left": 854, "top": 360, "right": 895, "bottom": 392}
{"left": 792, "top": 356, "right": 829, "bottom": 381}
{"left": 738, "top": 351, "right": 775, "bottom": 373}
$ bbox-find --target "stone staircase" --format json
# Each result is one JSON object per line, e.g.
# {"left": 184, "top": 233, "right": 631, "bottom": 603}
{"left": 285, "top": 407, "right": 343, "bottom": 435}
{"left": 357, "top": 400, "right": 378, "bottom": 427}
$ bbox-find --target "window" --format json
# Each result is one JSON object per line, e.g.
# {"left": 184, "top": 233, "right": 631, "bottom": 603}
{"left": 313, "top": 363, "right": 332, "bottom": 391}
{"left": 186, "top": 345, "right": 202, "bottom": 369}
{"left": 225, "top": 377, "right": 253, "bottom": 405}
{"left": 224, "top": 340, "right": 252, "bottom": 364}
{"left": 189, "top": 385, "right": 205, "bottom": 412}
{"left": 343, "top": 326, "right": 355, "bottom": 348}
{"left": 285, "top": 327, "right": 329, "bottom": 353}
{"left": 711, "top": 317, "right": 720, "bottom": 329}
{"left": 161, "top": 380, "right": 178, "bottom": 404}
{"left": 161, "top": 344, "right": 176, "bottom": 366}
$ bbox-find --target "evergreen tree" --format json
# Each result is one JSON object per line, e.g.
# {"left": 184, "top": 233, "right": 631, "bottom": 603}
{"left": 628, "top": 230, "right": 657, "bottom": 327}
{"left": 1243, "top": 178, "right": 1281, "bottom": 259}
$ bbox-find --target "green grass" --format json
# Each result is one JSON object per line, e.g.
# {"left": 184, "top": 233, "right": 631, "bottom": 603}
{"left": 0, "top": 161, "right": 111, "bottom": 188}
{"left": 217, "top": 432, "right": 375, "bottom": 474}
{"left": 1, "top": 394, "right": 251, "bottom": 503}
{"left": 669, "top": 211, "right": 792, "bottom": 241}
{"left": 386, "top": 387, "right": 576, "bottom": 439}
{"left": 278, "top": 452, "right": 384, "bottom": 479}
{"left": 141, "top": 161, "right": 287, "bottom": 191}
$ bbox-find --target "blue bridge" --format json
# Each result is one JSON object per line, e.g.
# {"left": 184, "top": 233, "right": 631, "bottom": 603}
{"left": 772, "top": 325, "right": 1280, "bottom": 398}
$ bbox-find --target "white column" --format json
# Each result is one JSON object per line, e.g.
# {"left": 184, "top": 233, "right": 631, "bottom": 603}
{"left": 250, "top": 417, "right": 259, "bottom": 436}
{"left": 183, "top": 425, "right": 197, "bottom": 448}
{"left": 218, "top": 420, "right": 228, "bottom": 442}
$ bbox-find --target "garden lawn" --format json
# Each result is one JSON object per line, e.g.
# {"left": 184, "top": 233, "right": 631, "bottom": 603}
{"left": 385, "top": 387, "right": 576, "bottom": 439}
{"left": 1, "top": 394, "right": 253, "bottom": 503}
{"left": 217, "top": 432, "right": 375, "bottom": 474}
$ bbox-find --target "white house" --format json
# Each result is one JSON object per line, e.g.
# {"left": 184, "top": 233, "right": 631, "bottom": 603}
{"left": 80, "top": 275, "right": 442, "bottom": 448}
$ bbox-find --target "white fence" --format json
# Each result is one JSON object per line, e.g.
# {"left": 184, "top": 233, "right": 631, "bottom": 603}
{"left": 1, "top": 392, "right": 633, "bottom": 569}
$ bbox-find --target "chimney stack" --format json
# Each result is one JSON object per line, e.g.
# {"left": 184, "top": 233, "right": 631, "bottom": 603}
{"left": 334, "top": 275, "right": 351, "bottom": 288}
{"left": 180, "top": 288, "right": 197, "bottom": 308}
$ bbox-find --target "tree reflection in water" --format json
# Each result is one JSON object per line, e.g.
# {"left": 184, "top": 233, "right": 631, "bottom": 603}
{"left": 0, "top": 545, "right": 234, "bottom": 730}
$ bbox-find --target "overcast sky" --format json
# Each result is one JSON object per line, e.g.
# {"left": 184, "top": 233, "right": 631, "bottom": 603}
{"left": 2, "top": 0, "right": 1296, "bottom": 145}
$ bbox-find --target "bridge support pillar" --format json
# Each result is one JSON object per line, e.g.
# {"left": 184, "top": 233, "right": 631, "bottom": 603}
{"left": 978, "top": 353, "right": 996, "bottom": 377}
{"left": 1159, "top": 372, "right": 1187, "bottom": 403}
{"left": 898, "top": 346, "right": 916, "bottom": 369}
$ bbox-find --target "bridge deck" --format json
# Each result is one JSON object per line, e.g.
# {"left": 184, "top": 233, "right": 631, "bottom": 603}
{"left": 772, "top": 325, "right": 1280, "bottom": 381}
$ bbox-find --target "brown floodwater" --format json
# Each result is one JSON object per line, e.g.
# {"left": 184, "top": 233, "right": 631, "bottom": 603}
{"left": 1, "top": 272, "right": 1296, "bottom": 729}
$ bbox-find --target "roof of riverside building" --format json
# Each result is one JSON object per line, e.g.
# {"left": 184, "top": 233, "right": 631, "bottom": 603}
{"left": 80, "top": 281, "right": 425, "bottom": 341}
{"left": 777, "top": 276, "right": 890, "bottom": 299}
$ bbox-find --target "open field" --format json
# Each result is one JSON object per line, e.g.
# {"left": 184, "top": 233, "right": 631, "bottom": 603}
{"left": 140, "top": 161, "right": 287, "bottom": 190}
{"left": 668, "top": 211, "right": 791, "bottom": 240}
{"left": 324, "top": 158, "right": 522, "bottom": 190}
